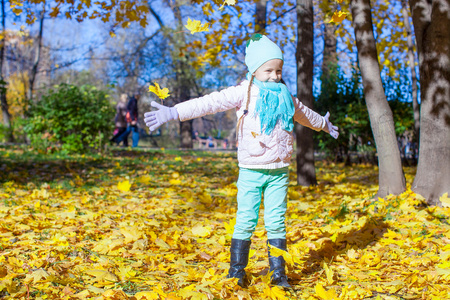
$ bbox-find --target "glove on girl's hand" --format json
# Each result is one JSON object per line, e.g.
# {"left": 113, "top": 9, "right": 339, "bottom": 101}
{"left": 323, "top": 112, "right": 339, "bottom": 139}
{"left": 144, "top": 101, "right": 179, "bottom": 132}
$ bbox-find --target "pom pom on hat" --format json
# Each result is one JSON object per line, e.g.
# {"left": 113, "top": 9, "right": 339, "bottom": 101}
{"left": 245, "top": 34, "right": 283, "bottom": 74}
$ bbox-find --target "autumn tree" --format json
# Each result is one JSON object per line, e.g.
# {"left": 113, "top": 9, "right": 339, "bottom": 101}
{"left": 27, "top": 8, "right": 45, "bottom": 102}
{"left": 3, "top": 29, "right": 48, "bottom": 118}
{"left": 350, "top": 0, "right": 406, "bottom": 197}
{"left": 0, "top": 0, "right": 63, "bottom": 140}
{"left": 409, "top": 0, "right": 450, "bottom": 205}
{"left": 317, "top": 0, "right": 338, "bottom": 76}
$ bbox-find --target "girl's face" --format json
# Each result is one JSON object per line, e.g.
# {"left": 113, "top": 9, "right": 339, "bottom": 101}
{"left": 253, "top": 59, "right": 283, "bottom": 83}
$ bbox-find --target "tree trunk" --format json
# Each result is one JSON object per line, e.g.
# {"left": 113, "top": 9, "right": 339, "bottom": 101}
{"left": 0, "top": 0, "right": 13, "bottom": 142}
{"left": 28, "top": 9, "right": 45, "bottom": 103}
{"left": 401, "top": 0, "right": 420, "bottom": 142}
{"left": 409, "top": 0, "right": 450, "bottom": 206}
{"left": 149, "top": 2, "right": 194, "bottom": 148}
{"left": 173, "top": 5, "right": 193, "bottom": 148}
{"left": 350, "top": 0, "right": 406, "bottom": 197}
{"left": 296, "top": 0, "right": 317, "bottom": 186}
{"left": 255, "top": 0, "right": 268, "bottom": 33}
{"left": 322, "top": 6, "right": 337, "bottom": 75}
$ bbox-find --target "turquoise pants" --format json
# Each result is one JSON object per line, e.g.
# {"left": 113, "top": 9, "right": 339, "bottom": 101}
{"left": 232, "top": 167, "right": 289, "bottom": 241}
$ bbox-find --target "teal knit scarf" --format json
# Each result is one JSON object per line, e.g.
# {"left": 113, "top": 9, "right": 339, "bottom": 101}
{"left": 248, "top": 73, "right": 295, "bottom": 135}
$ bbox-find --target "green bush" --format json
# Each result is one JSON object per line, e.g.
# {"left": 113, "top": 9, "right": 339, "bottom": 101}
{"left": 315, "top": 63, "right": 374, "bottom": 163}
{"left": 24, "top": 84, "right": 115, "bottom": 154}
{"left": 315, "top": 63, "right": 414, "bottom": 164}
{"left": 0, "top": 118, "right": 29, "bottom": 144}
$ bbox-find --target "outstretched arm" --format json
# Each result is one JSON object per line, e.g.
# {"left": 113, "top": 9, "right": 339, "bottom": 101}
{"left": 145, "top": 82, "right": 248, "bottom": 132}
{"left": 322, "top": 112, "right": 339, "bottom": 139}
{"left": 293, "top": 97, "right": 339, "bottom": 139}
{"left": 144, "top": 101, "right": 179, "bottom": 132}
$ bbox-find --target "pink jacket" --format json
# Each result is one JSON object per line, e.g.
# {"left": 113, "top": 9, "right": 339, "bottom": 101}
{"left": 175, "top": 80, "right": 326, "bottom": 169}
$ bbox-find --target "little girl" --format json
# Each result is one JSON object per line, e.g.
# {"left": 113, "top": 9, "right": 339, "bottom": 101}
{"left": 144, "top": 34, "right": 339, "bottom": 288}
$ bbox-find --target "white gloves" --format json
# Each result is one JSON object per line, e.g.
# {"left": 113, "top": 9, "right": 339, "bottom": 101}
{"left": 323, "top": 112, "right": 339, "bottom": 139}
{"left": 144, "top": 101, "right": 179, "bottom": 132}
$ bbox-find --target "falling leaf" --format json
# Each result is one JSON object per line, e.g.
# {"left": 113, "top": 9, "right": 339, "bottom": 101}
{"left": 184, "top": 18, "right": 209, "bottom": 34}
{"left": 251, "top": 131, "right": 259, "bottom": 138}
{"left": 149, "top": 82, "right": 170, "bottom": 100}
{"left": 329, "top": 11, "right": 348, "bottom": 24}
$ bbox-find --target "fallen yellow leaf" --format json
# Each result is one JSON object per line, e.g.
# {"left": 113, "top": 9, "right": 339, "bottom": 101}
{"left": 120, "top": 226, "right": 142, "bottom": 243}
{"left": 439, "top": 192, "right": 450, "bottom": 207}
{"left": 315, "top": 283, "right": 339, "bottom": 299}
{"left": 191, "top": 224, "right": 212, "bottom": 237}
{"left": 84, "top": 269, "right": 118, "bottom": 283}
{"left": 117, "top": 180, "right": 131, "bottom": 192}
{"left": 134, "top": 291, "right": 160, "bottom": 299}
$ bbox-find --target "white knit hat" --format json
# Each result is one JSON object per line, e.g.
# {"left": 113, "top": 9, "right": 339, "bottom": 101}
{"left": 245, "top": 34, "right": 284, "bottom": 74}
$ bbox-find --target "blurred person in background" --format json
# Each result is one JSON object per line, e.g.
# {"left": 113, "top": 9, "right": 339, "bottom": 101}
{"left": 115, "top": 93, "right": 140, "bottom": 147}
{"left": 110, "top": 93, "right": 129, "bottom": 147}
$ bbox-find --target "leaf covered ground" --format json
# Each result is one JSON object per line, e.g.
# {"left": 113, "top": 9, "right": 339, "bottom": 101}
{"left": 0, "top": 147, "right": 449, "bottom": 300}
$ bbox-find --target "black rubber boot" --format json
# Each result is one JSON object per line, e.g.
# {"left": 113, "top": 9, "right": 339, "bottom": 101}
{"left": 227, "top": 238, "right": 251, "bottom": 287}
{"left": 268, "top": 239, "right": 291, "bottom": 288}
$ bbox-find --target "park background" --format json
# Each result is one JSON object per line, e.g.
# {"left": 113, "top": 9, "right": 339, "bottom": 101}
{"left": 0, "top": 0, "right": 449, "bottom": 299}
